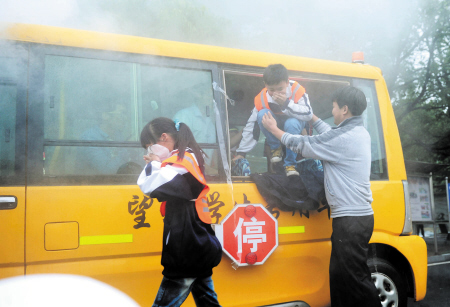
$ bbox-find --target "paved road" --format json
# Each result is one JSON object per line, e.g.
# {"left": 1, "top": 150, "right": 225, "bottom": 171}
{"left": 407, "top": 261, "right": 450, "bottom": 306}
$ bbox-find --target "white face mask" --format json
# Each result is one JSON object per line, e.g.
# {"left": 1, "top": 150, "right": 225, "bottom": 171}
{"left": 148, "top": 144, "right": 171, "bottom": 161}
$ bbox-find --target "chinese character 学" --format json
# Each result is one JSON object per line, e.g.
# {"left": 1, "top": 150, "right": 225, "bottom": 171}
{"left": 207, "top": 191, "right": 225, "bottom": 224}
{"left": 233, "top": 217, "right": 266, "bottom": 253}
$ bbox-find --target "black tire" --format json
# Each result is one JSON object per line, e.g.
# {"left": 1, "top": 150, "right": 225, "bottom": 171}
{"left": 368, "top": 258, "right": 407, "bottom": 307}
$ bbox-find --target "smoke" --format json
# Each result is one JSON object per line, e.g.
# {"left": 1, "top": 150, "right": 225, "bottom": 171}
{"left": 0, "top": 0, "right": 79, "bottom": 26}
{"left": 199, "top": 0, "right": 421, "bottom": 65}
{"left": 0, "top": 0, "right": 422, "bottom": 68}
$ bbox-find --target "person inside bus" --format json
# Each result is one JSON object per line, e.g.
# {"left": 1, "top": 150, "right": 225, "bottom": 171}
{"left": 172, "top": 85, "right": 217, "bottom": 173}
{"left": 232, "top": 64, "right": 313, "bottom": 176}
{"left": 172, "top": 85, "right": 216, "bottom": 147}
{"left": 262, "top": 86, "right": 381, "bottom": 307}
{"left": 137, "top": 117, "right": 222, "bottom": 307}
{"left": 229, "top": 126, "right": 250, "bottom": 176}
{"left": 77, "top": 104, "right": 130, "bottom": 175}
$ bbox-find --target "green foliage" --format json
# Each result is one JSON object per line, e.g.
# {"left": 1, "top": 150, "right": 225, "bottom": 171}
{"left": 389, "top": 0, "right": 450, "bottom": 169}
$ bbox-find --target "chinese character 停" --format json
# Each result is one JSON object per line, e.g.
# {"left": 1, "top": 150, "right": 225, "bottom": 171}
{"left": 233, "top": 217, "right": 266, "bottom": 254}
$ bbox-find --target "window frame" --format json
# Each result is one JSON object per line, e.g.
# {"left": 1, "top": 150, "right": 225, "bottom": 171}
{"left": 351, "top": 78, "right": 388, "bottom": 180}
{"left": 220, "top": 64, "right": 388, "bottom": 181}
{"left": 27, "top": 43, "right": 226, "bottom": 185}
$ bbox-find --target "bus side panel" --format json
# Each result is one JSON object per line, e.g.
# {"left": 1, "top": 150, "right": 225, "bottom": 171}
{"left": 0, "top": 188, "right": 25, "bottom": 279}
{"left": 214, "top": 241, "right": 331, "bottom": 307}
{"left": 25, "top": 182, "right": 333, "bottom": 307}
{"left": 370, "top": 232, "right": 427, "bottom": 301}
{"left": 371, "top": 181, "right": 406, "bottom": 235}
{"left": 25, "top": 186, "right": 165, "bottom": 306}
{"left": 219, "top": 183, "right": 333, "bottom": 307}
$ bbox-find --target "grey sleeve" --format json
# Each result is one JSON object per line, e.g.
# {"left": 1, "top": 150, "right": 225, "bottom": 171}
{"left": 281, "top": 130, "right": 342, "bottom": 163}
{"left": 313, "top": 119, "right": 332, "bottom": 134}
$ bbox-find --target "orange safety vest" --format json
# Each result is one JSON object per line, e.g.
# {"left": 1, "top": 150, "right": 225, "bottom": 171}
{"left": 160, "top": 151, "right": 212, "bottom": 224}
{"left": 254, "top": 81, "right": 306, "bottom": 111}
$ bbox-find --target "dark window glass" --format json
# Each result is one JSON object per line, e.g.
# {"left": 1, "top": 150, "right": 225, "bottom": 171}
{"left": 0, "top": 49, "right": 26, "bottom": 184}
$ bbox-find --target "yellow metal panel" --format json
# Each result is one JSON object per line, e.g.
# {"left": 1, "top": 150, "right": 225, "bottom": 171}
{"left": 25, "top": 183, "right": 332, "bottom": 306}
{"left": 1, "top": 23, "right": 382, "bottom": 80}
{"left": 26, "top": 185, "right": 162, "bottom": 263}
{"left": 370, "top": 232, "right": 427, "bottom": 301}
{"left": 214, "top": 241, "right": 331, "bottom": 307}
{"left": 0, "top": 267, "right": 24, "bottom": 280}
{"left": 26, "top": 253, "right": 163, "bottom": 307}
{"left": 0, "top": 187, "right": 25, "bottom": 279}
{"left": 45, "top": 222, "right": 79, "bottom": 251}
{"left": 371, "top": 181, "right": 405, "bottom": 235}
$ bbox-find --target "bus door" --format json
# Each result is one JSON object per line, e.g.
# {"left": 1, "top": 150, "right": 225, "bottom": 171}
{"left": 0, "top": 42, "right": 27, "bottom": 279}
{"left": 24, "top": 45, "right": 221, "bottom": 305}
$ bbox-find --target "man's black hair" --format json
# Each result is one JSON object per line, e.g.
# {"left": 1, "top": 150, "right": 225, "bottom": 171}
{"left": 263, "top": 64, "right": 289, "bottom": 85}
{"left": 331, "top": 86, "right": 367, "bottom": 116}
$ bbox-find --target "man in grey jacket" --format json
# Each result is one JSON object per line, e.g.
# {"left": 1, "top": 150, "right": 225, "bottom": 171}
{"left": 262, "top": 86, "right": 380, "bottom": 307}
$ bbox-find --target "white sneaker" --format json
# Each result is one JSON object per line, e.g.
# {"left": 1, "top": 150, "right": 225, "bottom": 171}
{"left": 270, "top": 147, "right": 283, "bottom": 163}
{"left": 285, "top": 165, "right": 299, "bottom": 176}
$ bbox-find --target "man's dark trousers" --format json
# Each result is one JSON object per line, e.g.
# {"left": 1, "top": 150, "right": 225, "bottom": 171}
{"left": 329, "top": 215, "right": 381, "bottom": 307}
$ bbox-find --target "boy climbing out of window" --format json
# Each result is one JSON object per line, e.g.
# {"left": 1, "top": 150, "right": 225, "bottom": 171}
{"left": 233, "top": 64, "right": 313, "bottom": 176}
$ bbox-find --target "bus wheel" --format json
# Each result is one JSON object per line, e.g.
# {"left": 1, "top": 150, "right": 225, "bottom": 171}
{"left": 368, "top": 258, "right": 407, "bottom": 307}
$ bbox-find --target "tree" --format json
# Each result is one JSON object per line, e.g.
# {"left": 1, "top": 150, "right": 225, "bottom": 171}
{"left": 389, "top": 0, "right": 450, "bottom": 172}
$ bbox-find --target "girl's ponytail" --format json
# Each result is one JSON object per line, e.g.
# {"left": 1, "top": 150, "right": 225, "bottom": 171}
{"left": 176, "top": 122, "right": 206, "bottom": 174}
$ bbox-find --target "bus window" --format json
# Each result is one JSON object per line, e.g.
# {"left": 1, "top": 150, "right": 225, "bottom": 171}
{"left": 140, "top": 65, "right": 216, "bottom": 144}
{"left": 139, "top": 66, "right": 218, "bottom": 175}
{"left": 0, "top": 58, "right": 18, "bottom": 178}
{"left": 43, "top": 55, "right": 144, "bottom": 176}
{"left": 0, "top": 52, "right": 26, "bottom": 184}
{"left": 353, "top": 79, "right": 387, "bottom": 180}
{"left": 43, "top": 55, "right": 218, "bottom": 178}
{"left": 224, "top": 71, "right": 349, "bottom": 175}
{"left": 224, "top": 72, "right": 266, "bottom": 173}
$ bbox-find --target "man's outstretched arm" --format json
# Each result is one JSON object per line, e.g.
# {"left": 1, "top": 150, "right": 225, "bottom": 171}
{"left": 262, "top": 112, "right": 321, "bottom": 140}
{"left": 262, "top": 112, "right": 339, "bottom": 162}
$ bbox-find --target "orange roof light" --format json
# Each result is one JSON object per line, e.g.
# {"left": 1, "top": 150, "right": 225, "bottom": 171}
{"left": 352, "top": 51, "right": 364, "bottom": 64}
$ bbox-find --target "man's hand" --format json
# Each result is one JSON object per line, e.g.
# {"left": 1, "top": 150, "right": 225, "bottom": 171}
{"left": 309, "top": 114, "right": 320, "bottom": 125}
{"left": 271, "top": 92, "right": 287, "bottom": 105}
{"left": 262, "top": 112, "right": 285, "bottom": 141}
{"left": 262, "top": 112, "right": 278, "bottom": 133}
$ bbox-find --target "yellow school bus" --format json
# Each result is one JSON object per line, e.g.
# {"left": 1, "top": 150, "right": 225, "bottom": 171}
{"left": 0, "top": 23, "right": 426, "bottom": 307}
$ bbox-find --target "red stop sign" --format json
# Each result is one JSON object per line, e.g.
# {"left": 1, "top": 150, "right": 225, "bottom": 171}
{"left": 216, "top": 204, "right": 278, "bottom": 266}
